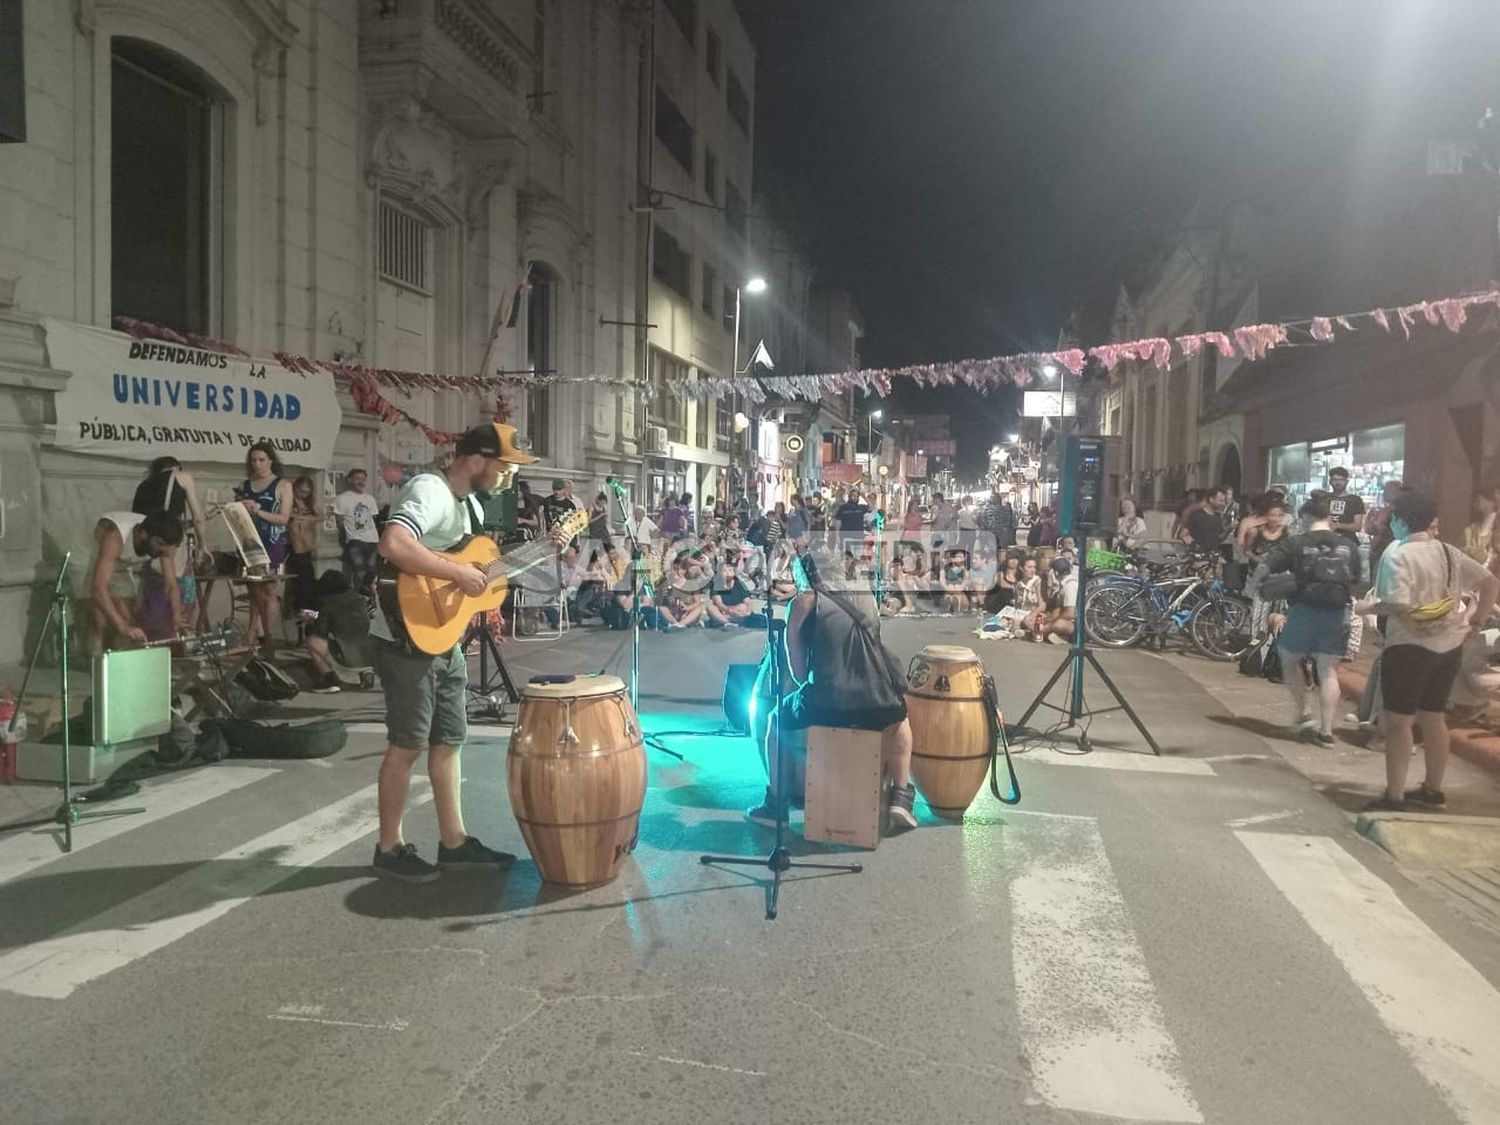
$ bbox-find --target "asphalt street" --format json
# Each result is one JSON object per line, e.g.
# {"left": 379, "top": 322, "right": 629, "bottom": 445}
{"left": 2, "top": 615, "right": 1499, "bottom": 1125}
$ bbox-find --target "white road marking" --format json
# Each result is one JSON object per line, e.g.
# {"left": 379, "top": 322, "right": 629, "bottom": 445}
{"left": 0, "top": 766, "right": 275, "bottom": 886}
{"left": 1010, "top": 816, "right": 1202, "bottom": 1122}
{"left": 1240, "top": 831, "right": 1500, "bottom": 1124}
{"left": 624, "top": 1050, "right": 767, "bottom": 1077}
{"left": 1026, "top": 748, "right": 1215, "bottom": 776}
{"left": 0, "top": 782, "right": 428, "bottom": 999}
{"left": 269, "top": 1004, "right": 409, "bottom": 1032}
{"left": 1226, "top": 809, "right": 1298, "bottom": 828}
{"left": 344, "top": 721, "right": 512, "bottom": 739}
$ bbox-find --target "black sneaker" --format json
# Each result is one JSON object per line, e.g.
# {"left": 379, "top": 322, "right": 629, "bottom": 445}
{"left": 1404, "top": 783, "right": 1447, "bottom": 808}
{"left": 1363, "top": 795, "right": 1407, "bottom": 813}
{"left": 437, "top": 836, "right": 516, "bottom": 868}
{"left": 886, "top": 783, "right": 918, "bottom": 833}
{"left": 746, "top": 788, "right": 787, "bottom": 827}
{"left": 309, "top": 672, "right": 342, "bottom": 694}
{"left": 372, "top": 842, "right": 439, "bottom": 883}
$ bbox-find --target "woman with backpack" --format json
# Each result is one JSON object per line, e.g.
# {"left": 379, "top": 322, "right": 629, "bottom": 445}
{"left": 1258, "top": 495, "right": 1361, "bottom": 745}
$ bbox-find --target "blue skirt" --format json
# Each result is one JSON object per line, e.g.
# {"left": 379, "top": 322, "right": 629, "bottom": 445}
{"left": 1278, "top": 602, "right": 1349, "bottom": 657}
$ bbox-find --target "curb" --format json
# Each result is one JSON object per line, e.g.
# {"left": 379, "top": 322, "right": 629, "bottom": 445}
{"left": 1337, "top": 666, "right": 1500, "bottom": 779}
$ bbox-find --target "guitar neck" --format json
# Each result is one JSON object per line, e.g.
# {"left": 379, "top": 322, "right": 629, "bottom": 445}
{"left": 483, "top": 538, "right": 556, "bottom": 582}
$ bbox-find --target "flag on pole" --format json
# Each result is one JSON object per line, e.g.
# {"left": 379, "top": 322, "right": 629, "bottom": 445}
{"left": 749, "top": 339, "right": 774, "bottom": 369}
{"left": 502, "top": 275, "right": 527, "bottom": 328}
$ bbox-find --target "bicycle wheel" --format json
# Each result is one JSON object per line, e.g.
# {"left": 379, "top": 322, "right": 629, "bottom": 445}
{"left": 1188, "top": 594, "right": 1257, "bottom": 661}
{"left": 1085, "top": 583, "right": 1149, "bottom": 648}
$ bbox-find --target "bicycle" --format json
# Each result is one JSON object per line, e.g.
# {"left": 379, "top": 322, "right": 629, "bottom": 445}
{"left": 1084, "top": 554, "right": 1256, "bottom": 660}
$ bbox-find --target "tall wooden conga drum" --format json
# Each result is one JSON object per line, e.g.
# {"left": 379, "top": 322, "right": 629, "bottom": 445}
{"left": 507, "top": 675, "right": 646, "bottom": 889}
{"left": 905, "top": 645, "right": 993, "bottom": 819}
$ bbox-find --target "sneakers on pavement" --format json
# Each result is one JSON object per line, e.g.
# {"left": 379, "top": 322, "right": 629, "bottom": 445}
{"left": 437, "top": 836, "right": 516, "bottom": 868}
{"left": 886, "top": 783, "right": 918, "bottom": 833}
{"left": 1403, "top": 783, "right": 1447, "bottom": 808}
{"left": 746, "top": 787, "right": 787, "bottom": 827}
{"left": 372, "top": 842, "right": 439, "bottom": 883}
{"left": 1363, "top": 794, "right": 1407, "bottom": 813}
{"left": 309, "top": 672, "right": 342, "bottom": 694}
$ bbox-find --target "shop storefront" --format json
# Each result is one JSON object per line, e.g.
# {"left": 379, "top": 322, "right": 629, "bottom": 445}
{"left": 1265, "top": 423, "right": 1405, "bottom": 512}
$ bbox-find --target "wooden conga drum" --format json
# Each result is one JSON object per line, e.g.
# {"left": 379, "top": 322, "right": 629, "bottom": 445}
{"left": 905, "top": 645, "right": 993, "bottom": 819}
{"left": 507, "top": 675, "right": 646, "bottom": 889}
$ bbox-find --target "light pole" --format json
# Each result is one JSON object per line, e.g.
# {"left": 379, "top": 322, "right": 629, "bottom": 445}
{"left": 730, "top": 276, "right": 768, "bottom": 509}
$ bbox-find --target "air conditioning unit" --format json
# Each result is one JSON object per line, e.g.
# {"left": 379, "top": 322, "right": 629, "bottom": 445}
{"left": 643, "top": 425, "right": 670, "bottom": 456}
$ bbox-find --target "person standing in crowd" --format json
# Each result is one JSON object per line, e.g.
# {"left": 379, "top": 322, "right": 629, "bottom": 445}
{"left": 1258, "top": 495, "right": 1361, "bottom": 745}
{"left": 88, "top": 510, "right": 184, "bottom": 651}
{"left": 1326, "top": 466, "right": 1365, "bottom": 544}
{"left": 335, "top": 468, "right": 381, "bottom": 592}
{"left": 511, "top": 478, "right": 541, "bottom": 541}
{"left": 1358, "top": 490, "right": 1498, "bottom": 810}
{"left": 653, "top": 491, "right": 681, "bottom": 537}
{"left": 957, "top": 495, "right": 979, "bottom": 551}
{"left": 285, "top": 475, "right": 321, "bottom": 617}
{"left": 624, "top": 503, "right": 658, "bottom": 546}
{"left": 540, "top": 478, "right": 576, "bottom": 532}
{"left": 1364, "top": 479, "right": 1403, "bottom": 577}
{"left": 1463, "top": 486, "right": 1498, "bottom": 567}
{"left": 766, "top": 500, "right": 788, "bottom": 550}
{"left": 238, "top": 442, "right": 295, "bottom": 647}
{"left": 786, "top": 494, "right": 810, "bottom": 543}
{"left": 1032, "top": 506, "right": 1060, "bottom": 549}
{"left": 835, "top": 489, "right": 870, "bottom": 542}
{"left": 131, "top": 455, "right": 209, "bottom": 627}
{"left": 1116, "top": 496, "right": 1148, "bottom": 551}
{"left": 1182, "top": 486, "right": 1228, "bottom": 554}
{"left": 978, "top": 485, "right": 1016, "bottom": 549}
{"left": 929, "top": 491, "right": 957, "bottom": 544}
{"left": 587, "top": 491, "right": 613, "bottom": 547}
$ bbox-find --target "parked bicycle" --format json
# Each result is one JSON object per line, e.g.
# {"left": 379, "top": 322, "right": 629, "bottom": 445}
{"left": 1084, "top": 552, "right": 1256, "bottom": 660}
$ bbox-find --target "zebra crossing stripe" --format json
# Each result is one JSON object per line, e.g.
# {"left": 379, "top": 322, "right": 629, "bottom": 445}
{"left": 0, "top": 766, "right": 275, "bottom": 886}
{"left": 1239, "top": 831, "right": 1500, "bottom": 1124}
{"left": 1011, "top": 815, "right": 1203, "bottom": 1122}
{"left": 0, "top": 782, "right": 429, "bottom": 1000}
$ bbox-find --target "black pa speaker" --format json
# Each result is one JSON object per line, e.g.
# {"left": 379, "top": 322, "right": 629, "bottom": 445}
{"left": 721, "top": 663, "right": 759, "bottom": 734}
{"left": 1059, "top": 434, "right": 1116, "bottom": 536}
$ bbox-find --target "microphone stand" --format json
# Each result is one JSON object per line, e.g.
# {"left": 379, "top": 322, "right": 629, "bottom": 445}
{"left": 603, "top": 480, "right": 683, "bottom": 762}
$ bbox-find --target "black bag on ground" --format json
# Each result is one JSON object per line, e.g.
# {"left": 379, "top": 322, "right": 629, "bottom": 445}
{"left": 209, "top": 717, "right": 347, "bottom": 759}
{"left": 236, "top": 657, "right": 300, "bottom": 701}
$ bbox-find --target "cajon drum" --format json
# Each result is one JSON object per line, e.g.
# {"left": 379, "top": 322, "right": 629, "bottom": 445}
{"left": 803, "top": 726, "right": 883, "bottom": 850}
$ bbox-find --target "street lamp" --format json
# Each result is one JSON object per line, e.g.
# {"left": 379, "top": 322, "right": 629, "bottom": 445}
{"left": 730, "top": 276, "right": 768, "bottom": 506}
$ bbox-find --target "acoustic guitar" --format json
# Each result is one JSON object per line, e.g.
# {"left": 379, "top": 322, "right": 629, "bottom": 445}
{"left": 380, "top": 509, "right": 590, "bottom": 655}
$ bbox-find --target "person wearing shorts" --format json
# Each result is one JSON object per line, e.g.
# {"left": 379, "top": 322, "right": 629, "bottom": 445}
{"left": 369, "top": 421, "right": 538, "bottom": 883}
{"left": 1359, "top": 490, "right": 1498, "bottom": 811}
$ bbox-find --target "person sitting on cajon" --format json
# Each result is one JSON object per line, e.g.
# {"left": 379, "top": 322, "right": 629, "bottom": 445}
{"left": 754, "top": 544, "right": 917, "bottom": 832}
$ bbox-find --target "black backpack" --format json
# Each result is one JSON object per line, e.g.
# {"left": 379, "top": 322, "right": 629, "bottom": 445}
{"left": 1296, "top": 537, "right": 1356, "bottom": 606}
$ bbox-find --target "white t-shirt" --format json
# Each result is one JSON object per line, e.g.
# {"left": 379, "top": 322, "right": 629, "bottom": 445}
{"left": 1378, "top": 534, "right": 1491, "bottom": 654}
{"left": 624, "top": 515, "right": 659, "bottom": 544}
{"left": 1058, "top": 574, "right": 1079, "bottom": 611}
{"left": 335, "top": 489, "right": 381, "bottom": 544}
{"left": 370, "top": 473, "right": 471, "bottom": 643}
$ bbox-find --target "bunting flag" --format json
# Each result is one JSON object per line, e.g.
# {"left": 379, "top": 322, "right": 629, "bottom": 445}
{"left": 110, "top": 283, "right": 1500, "bottom": 443}
{"left": 502, "top": 270, "right": 528, "bottom": 329}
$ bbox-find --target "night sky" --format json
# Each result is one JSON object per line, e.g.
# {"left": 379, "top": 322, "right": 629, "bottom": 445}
{"left": 740, "top": 0, "right": 1500, "bottom": 477}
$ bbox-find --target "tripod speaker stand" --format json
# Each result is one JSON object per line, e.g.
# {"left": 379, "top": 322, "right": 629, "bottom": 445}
{"left": 0, "top": 553, "right": 145, "bottom": 851}
{"left": 700, "top": 589, "right": 863, "bottom": 920}
{"left": 1011, "top": 434, "right": 1160, "bottom": 754}
{"left": 1009, "top": 555, "right": 1162, "bottom": 755}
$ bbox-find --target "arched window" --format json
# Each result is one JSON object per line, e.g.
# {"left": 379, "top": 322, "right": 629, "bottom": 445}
{"left": 526, "top": 264, "right": 559, "bottom": 456}
{"left": 111, "top": 38, "right": 226, "bottom": 334}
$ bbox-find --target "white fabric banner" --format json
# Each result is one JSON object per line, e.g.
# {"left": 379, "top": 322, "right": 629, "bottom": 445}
{"left": 43, "top": 319, "right": 341, "bottom": 468}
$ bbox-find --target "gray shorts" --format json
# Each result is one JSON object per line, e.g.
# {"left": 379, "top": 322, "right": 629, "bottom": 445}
{"left": 371, "top": 638, "right": 467, "bottom": 751}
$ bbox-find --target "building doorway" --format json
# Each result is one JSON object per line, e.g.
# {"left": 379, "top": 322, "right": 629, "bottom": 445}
{"left": 1216, "top": 443, "right": 1242, "bottom": 495}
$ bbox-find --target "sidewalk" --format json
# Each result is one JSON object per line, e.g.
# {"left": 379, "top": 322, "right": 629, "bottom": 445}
{"left": 1335, "top": 659, "right": 1500, "bottom": 779}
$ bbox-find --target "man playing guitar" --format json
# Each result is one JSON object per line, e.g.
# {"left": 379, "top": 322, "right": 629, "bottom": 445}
{"left": 370, "top": 421, "right": 539, "bottom": 882}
